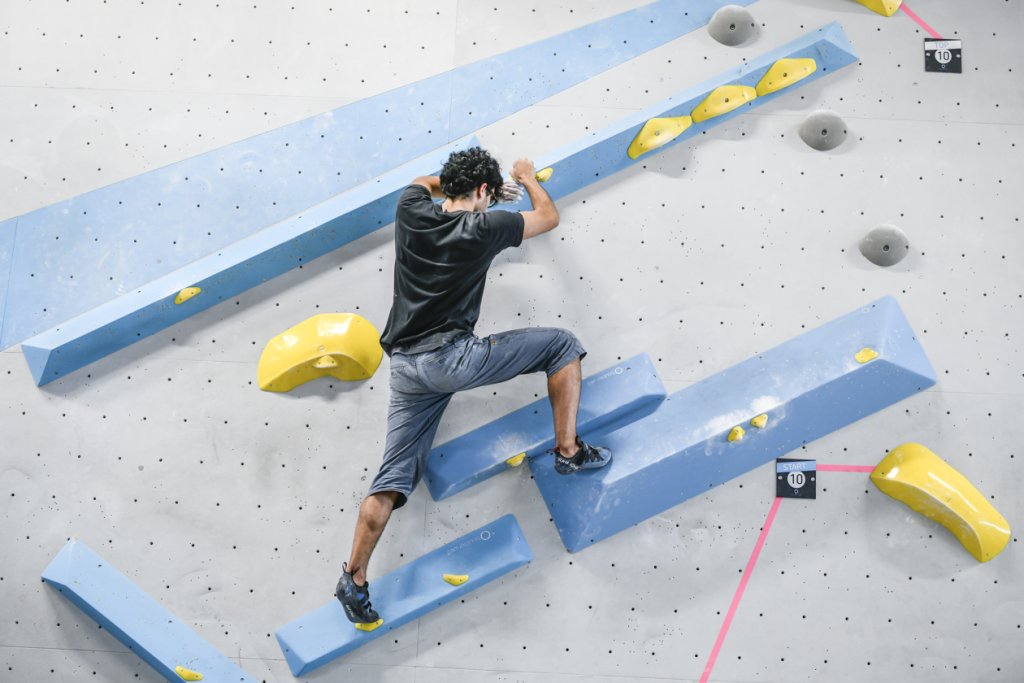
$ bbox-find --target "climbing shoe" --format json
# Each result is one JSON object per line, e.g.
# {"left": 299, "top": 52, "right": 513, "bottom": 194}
{"left": 336, "top": 562, "right": 380, "bottom": 625}
{"left": 554, "top": 437, "right": 612, "bottom": 474}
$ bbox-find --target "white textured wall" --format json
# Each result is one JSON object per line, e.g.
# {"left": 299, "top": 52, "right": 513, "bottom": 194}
{"left": 1, "top": 1, "right": 1021, "bottom": 682}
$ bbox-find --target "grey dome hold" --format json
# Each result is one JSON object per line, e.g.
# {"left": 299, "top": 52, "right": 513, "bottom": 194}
{"left": 708, "top": 6, "right": 756, "bottom": 46}
{"left": 860, "top": 225, "right": 910, "bottom": 267}
{"left": 799, "top": 110, "right": 848, "bottom": 151}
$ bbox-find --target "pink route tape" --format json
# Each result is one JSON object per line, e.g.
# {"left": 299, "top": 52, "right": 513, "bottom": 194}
{"left": 699, "top": 496, "right": 782, "bottom": 683}
{"left": 698, "top": 463, "right": 873, "bottom": 681}
{"left": 900, "top": 2, "right": 942, "bottom": 39}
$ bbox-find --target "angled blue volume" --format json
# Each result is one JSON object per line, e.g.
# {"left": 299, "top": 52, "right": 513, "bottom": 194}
{"left": 19, "top": 138, "right": 476, "bottom": 386}
{"left": 530, "top": 297, "right": 937, "bottom": 553}
{"left": 276, "top": 514, "right": 532, "bottom": 676}
{"left": 426, "top": 353, "right": 666, "bottom": 501}
{"left": 41, "top": 539, "right": 255, "bottom": 683}
{"left": 0, "top": 0, "right": 750, "bottom": 351}
{"left": 500, "top": 22, "right": 859, "bottom": 214}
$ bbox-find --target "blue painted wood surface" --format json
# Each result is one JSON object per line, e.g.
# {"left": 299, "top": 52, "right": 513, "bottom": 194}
{"left": 275, "top": 514, "right": 532, "bottom": 676}
{"left": 20, "top": 139, "right": 475, "bottom": 385}
{"left": 426, "top": 353, "right": 666, "bottom": 501}
{"left": 42, "top": 539, "right": 256, "bottom": 683}
{"left": 0, "top": 0, "right": 750, "bottom": 351}
{"left": 530, "top": 297, "right": 937, "bottom": 553}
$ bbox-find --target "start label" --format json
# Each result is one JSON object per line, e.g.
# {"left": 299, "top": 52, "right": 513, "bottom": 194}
{"left": 776, "top": 458, "right": 816, "bottom": 499}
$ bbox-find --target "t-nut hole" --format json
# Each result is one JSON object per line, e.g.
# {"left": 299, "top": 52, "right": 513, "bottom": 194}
{"left": 882, "top": 244, "right": 891, "bottom": 252}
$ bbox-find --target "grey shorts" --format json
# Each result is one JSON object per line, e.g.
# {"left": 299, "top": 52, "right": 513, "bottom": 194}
{"left": 367, "top": 327, "right": 586, "bottom": 509}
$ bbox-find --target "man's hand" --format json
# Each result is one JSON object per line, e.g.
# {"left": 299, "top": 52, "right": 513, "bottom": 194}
{"left": 496, "top": 179, "right": 524, "bottom": 204}
{"left": 510, "top": 158, "right": 537, "bottom": 185}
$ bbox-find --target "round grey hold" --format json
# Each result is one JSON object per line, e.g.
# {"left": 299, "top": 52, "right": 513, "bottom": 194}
{"left": 708, "top": 6, "right": 756, "bottom": 46}
{"left": 860, "top": 224, "right": 910, "bottom": 267}
{"left": 799, "top": 110, "right": 848, "bottom": 151}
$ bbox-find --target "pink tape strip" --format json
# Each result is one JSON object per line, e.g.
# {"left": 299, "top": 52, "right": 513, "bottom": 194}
{"left": 900, "top": 3, "right": 942, "bottom": 39}
{"left": 818, "top": 464, "right": 875, "bottom": 473}
{"left": 699, "top": 497, "right": 782, "bottom": 683}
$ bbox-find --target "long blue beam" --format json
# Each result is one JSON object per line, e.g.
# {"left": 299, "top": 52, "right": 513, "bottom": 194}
{"left": 530, "top": 297, "right": 937, "bottom": 553}
{"left": 20, "top": 138, "right": 475, "bottom": 385}
{"left": 42, "top": 539, "right": 255, "bottom": 683}
{"left": 0, "top": 0, "right": 751, "bottom": 350}
{"left": 500, "top": 22, "right": 858, "bottom": 213}
{"left": 276, "top": 514, "right": 532, "bottom": 676}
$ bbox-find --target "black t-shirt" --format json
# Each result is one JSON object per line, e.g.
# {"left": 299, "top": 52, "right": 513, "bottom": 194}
{"left": 379, "top": 184, "right": 525, "bottom": 355}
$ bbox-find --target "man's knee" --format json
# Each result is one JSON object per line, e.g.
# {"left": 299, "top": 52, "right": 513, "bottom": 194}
{"left": 546, "top": 328, "right": 586, "bottom": 376}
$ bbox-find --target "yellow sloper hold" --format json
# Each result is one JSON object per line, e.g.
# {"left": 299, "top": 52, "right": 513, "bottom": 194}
{"left": 506, "top": 453, "right": 527, "bottom": 468}
{"left": 750, "top": 414, "right": 768, "bottom": 429}
{"left": 727, "top": 426, "right": 745, "bottom": 442}
{"left": 355, "top": 618, "right": 384, "bottom": 632}
{"left": 174, "top": 287, "right": 201, "bottom": 305}
{"left": 871, "top": 443, "right": 1011, "bottom": 562}
{"left": 755, "top": 58, "right": 818, "bottom": 96}
{"left": 257, "top": 313, "right": 383, "bottom": 392}
{"left": 853, "top": 0, "right": 903, "bottom": 17}
{"left": 535, "top": 167, "right": 554, "bottom": 182}
{"left": 690, "top": 85, "right": 757, "bottom": 124}
{"left": 855, "top": 347, "right": 879, "bottom": 364}
{"left": 443, "top": 573, "right": 469, "bottom": 586}
{"left": 626, "top": 116, "right": 693, "bottom": 160}
{"left": 174, "top": 666, "right": 203, "bottom": 681}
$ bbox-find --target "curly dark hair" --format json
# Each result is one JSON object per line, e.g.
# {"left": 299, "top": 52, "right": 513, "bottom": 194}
{"left": 439, "top": 146, "right": 503, "bottom": 203}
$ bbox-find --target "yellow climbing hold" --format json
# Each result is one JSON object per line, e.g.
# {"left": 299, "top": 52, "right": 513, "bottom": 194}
{"left": 535, "top": 167, "right": 554, "bottom": 182}
{"left": 257, "top": 313, "right": 383, "bottom": 392}
{"left": 755, "top": 58, "right": 818, "bottom": 96}
{"left": 853, "top": 0, "right": 903, "bottom": 17}
{"left": 727, "top": 426, "right": 745, "bottom": 443}
{"left": 355, "top": 618, "right": 384, "bottom": 632}
{"left": 443, "top": 573, "right": 469, "bottom": 586}
{"left": 750, "top": 414, "right": 768, "bottom": 429}
{"left": 174, "top": 287, "right": 202, "bottom": 305}
{"left": 871, "top": 443, "right": 1011, "bottom": 562}
{"left": 626, "top": 116, "right": 693, "bottom": 160}
{"left": 174, "top": 666, "right": 203, "bottom": 681}
{"left": 506, "top": 453, "right": 527, "bottom": 468}
{"left": 855, "top": 347, "right": 879, "bottom": 364}
{"left": 690, "top": 85, "right": 757, "bottom": 124}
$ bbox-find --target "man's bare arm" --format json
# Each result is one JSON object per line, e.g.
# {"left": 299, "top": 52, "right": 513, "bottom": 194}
{"left": 510, "top": 159, "right": 559, "bottom": 239}
{"left": 411, "top": 175, "right": 444, "bottom": 198}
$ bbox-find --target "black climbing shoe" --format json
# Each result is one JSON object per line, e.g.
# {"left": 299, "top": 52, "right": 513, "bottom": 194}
{"left": 554, "top": 437, "right": 612, "bottom": 474}
{"left": 336, "top": 562, "right": 380, "bottom": 625}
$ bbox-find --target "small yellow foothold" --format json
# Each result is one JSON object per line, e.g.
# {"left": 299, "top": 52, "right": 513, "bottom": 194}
{"left": 535, "top": 167, "right": 554, "bottom": 182}
{"left": 174, "top": 665, "right": 203, "bottom": 681}
{"left": 750, "top": 414, "right": 768, "bottom": 429}
{"left": 855, "top": 347, "right": 879, "bottom": 364}
{"left": 690, "top": 85, "right": 757, "bottom": 124}
{"left": 174, "top": 287, "right": 202, "bottom": 305}
{"left": 755, "top": 58, "right": 818, "bottom": 96}
{"left": 355, "top": 618, "right": 384, "bottom": 632}
{"left": 627, "top": 116, "right": 693, "bottom": 160}
{"left": 728, "top": 426, "right": 745, "bottom": 443}
{"left": 506, "top": 453, "right": 527, "bottom": 468}
{"left": 443, "top": 573, "right": 469, "bottom": 586}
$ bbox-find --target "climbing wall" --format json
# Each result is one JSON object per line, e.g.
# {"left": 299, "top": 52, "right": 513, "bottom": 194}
{"left": 1, "top": 1, "right": 1021, "bottom": 681}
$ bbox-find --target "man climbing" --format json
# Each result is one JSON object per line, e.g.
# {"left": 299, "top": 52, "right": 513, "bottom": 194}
{"left": 335, "top": 146, "right": 612, "bottom": 626}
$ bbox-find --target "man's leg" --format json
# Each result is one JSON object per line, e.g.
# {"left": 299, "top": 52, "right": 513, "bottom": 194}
{"left": 547, "top": 357, "right": 582, "bottom": 457}
{"left": 346, "top": 491, "right": 401, "bottom": 586}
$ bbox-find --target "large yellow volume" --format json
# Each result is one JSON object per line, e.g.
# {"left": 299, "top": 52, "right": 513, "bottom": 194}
{"left": 755, "top": 58, "right": 817, "bottom": 96}
{"left": 257, "top": 313, "right": 383, "bottom": 392}
{"left": 854, "top": 0, "right": 902, "bottom": 17}
{"left": 690, "top": 85, "right": 757, "bottom": 124}
{"left": 871, "top": 443, "right": 1011, "bottom": 562}
{"left": 626, "top": 116, "right": 693, "bottom": 160}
